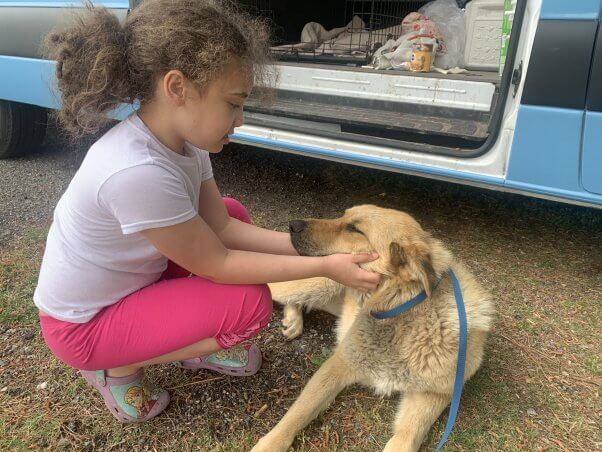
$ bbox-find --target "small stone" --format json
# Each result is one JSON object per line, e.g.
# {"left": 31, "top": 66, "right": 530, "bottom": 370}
{"left": 0, "top": 387, "right": 7, "bottom": 392}
{"left": 36, "top": 381, "right": 48, "bottom": 390}
{"left": 56, "top": 438, "right": 70, "bottom": 447}
{"left": 527, "top": 408, "right": 537, "bottom": 417}
{"left": 561, "top": 371, "right": 569, "bottom": 377}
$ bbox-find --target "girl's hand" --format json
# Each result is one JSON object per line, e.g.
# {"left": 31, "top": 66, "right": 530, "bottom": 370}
{"left": 323, "top": 253, "right": 381, "bottom": 292}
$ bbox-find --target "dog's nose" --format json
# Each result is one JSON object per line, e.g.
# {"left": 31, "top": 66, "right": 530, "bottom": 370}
{"left": 289, "top": 220, "right": 307, "bottom": 234}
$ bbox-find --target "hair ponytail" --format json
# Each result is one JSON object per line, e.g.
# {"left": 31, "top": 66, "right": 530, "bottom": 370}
{"left": 44, "top": 0, "right": 275, "bottom": 138}
{"left": 44, "top": 5, "right": 133, "bottom": 137}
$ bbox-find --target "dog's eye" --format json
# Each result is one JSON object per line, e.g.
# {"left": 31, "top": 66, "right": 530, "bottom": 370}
{"left": 345, "top": 223, "right": 363, "bottom": 234}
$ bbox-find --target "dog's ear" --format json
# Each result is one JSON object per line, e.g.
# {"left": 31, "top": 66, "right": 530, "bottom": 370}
{"left": 389, "top": 241, "right": 438, "bottom": 296}
{"left": 414, "top": 250, "right": 438, "bottom": 297}
{"left": 389, "top": 241, "right": 407, "bottom": 267}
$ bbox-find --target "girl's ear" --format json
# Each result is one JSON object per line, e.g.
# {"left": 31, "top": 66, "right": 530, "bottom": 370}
{"left": 162, "top": 70, "right": 187, "bottom": 106}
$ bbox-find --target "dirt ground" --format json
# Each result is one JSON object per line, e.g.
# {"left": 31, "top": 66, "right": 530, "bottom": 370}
{"left": 0, "top": 126, "right": 600, "bottom": 451}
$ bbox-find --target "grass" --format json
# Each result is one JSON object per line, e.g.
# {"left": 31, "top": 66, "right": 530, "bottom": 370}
{"left": 1, "top": 223, "right": 600, "bottom": 452}
{"left": 310, "top": 347, "right": 332, "bottom": 367}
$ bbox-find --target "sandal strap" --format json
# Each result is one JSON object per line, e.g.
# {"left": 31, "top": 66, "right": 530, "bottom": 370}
{"left": 96, "top": 370, "right": 106, "bottom": 386}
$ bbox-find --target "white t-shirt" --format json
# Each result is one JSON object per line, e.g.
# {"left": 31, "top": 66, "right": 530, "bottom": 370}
{"left": 34, "top": 113, "right": 213, "bottom": 323}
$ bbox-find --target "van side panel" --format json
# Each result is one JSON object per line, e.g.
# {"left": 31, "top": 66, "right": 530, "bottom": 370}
{"left": 506, "top": 11, "right": 601, "bottom": 206}
{"left": 505, "top": 106, "right": 598, "bottom": 204}
{"left": 581, "top": 114, "right": 602, "bottom": 195}
{"left": 581, "top": 20, "right": 602, "bottom": 195}
{"left": 0, "top": 5, "right": 128, "bottom": 58}
{"left": 539, "top": 0, "right": 601, "bottom": 20}
{"left": 0, "top": 56, "right": 58, "bottom": 108}
{"left": 0, "top": 1, "right": 129, "bottom": 107}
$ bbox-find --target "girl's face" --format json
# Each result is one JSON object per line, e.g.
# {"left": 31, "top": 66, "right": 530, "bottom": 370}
{"left": 173, "top": 63, "right": 253, "bottom": 153}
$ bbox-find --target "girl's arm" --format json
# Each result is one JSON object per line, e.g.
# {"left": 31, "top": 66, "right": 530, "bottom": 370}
{"left": 197, "top": 178, "right": 297, "bottom": 255}
{"left": 140, "top": 215, "right": 380, "bottom": 291}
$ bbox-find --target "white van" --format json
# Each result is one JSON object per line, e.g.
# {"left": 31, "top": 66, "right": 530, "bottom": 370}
{"left": 1, "top": 0, "right": 601, "bottom": 207}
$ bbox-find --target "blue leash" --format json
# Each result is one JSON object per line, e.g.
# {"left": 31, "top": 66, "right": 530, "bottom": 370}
{"left": 370, "top": 270, "right": 468, "bottom": 451}
{"left": 370, "top": 290, "right": 428, "bottom": 319}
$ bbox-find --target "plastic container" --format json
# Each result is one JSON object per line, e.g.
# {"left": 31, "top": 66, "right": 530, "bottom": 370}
{"left": 410, "top": 43, "right": 435, "bottom": 72}
{"left": 463, "top": 0, "right": 505, "bottom": 70}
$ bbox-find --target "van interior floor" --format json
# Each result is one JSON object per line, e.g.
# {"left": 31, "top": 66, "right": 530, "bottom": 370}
{"left": 245, "top": 91, "right": 491, "bottom": 143}
{"left": 245, "top": 63, "right": 498, "bottom": 149}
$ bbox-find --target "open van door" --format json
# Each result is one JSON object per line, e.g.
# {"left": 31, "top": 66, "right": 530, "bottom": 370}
{"left": 582, "top": 16, "right": 602, "bottom": 195}
{"left": 504, "top": 1, "right": 601, "bottom": 206}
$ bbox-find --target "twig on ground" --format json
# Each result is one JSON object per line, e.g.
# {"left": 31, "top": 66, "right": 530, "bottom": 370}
{"left": 167, "top": 377, "right": 224, "bottom": 391}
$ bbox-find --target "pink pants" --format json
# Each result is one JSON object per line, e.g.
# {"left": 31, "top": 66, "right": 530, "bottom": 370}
{"left": 39, "top": 198, "right": 273, "bottom": 371}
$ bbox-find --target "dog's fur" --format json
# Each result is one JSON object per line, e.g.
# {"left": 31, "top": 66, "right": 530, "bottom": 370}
{"left": 251, "top": 205, "right": 495, "bottom": 452}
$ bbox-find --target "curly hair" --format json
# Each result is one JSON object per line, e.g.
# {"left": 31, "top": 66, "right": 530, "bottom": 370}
{"left": 43, "top": 0, "right": 275, "bottom": 137}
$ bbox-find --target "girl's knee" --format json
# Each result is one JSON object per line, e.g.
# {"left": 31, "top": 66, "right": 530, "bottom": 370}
{"left": 216, "top": 284, "right": 272, "bottom": 348}
{"left": 223, "top": 197, "right": 252, "bottom": 224}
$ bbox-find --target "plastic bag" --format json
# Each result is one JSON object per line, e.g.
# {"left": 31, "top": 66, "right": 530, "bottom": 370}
{"left": 371, "top": 12, "right": 443, "bottom": 70}
{"left": 419, "top": 0, "right": 466, "bottom": 69}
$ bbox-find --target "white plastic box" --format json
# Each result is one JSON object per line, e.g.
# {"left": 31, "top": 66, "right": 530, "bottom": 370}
{"left": 463, "top": 0, "right": 505, "bottom": 71}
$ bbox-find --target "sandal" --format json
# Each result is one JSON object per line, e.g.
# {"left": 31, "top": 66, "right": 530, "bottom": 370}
{"left": 80, "top": 369, "right": 170, "bottom": 423}
{"left": 177, "top": 342, "right": 262, "bottom": 376}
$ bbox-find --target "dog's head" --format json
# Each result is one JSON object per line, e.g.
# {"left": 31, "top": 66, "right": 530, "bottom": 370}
{"left": 290, "top": 205, "right": 448, "bottom": 296}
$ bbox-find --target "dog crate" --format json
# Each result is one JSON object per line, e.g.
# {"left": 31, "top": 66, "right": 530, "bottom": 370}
{"left": 243, "top": 0, "right": 429, "bottom": 65}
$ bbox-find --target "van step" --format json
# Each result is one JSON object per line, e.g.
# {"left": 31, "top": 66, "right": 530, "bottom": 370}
{"left": 245, "top": 95, "right": 490, "bottom": 141}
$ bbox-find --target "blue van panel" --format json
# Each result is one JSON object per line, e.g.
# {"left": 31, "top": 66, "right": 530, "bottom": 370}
{"left": 0, "top": 55, "right": 58, "bottom": 108}
{"left": 540, "top": 0, "right": 602, "bottom": 20}
{"left": 506, "top": 105, "right": 599, "bottom": 201}
{"left": 0, "top": 55, "right": 136, "bottom": 118}
{"left": 581, "top": 112, "right": 602, "bottom": 195}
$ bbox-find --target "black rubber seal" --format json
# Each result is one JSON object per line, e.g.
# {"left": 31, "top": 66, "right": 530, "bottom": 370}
{"left": 587, "top": 21, "right": 602, "bottom": 112}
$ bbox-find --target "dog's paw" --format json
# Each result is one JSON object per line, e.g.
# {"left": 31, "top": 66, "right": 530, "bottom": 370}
{"left": 281, "top": 304, "right": 303, "bottom": 340}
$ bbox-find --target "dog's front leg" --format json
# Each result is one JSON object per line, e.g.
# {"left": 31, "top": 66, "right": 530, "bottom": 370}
{"left": 270, "top": 277, "right": 344, "bottom": 340}
{"left": 251, "top": 350, "right": 357, "bottom": 452}
{"left": 383, "top": 391, "right": 450, "bottom": 452}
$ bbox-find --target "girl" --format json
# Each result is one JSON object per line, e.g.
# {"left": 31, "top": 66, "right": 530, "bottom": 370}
{"left": 35, "top": 0, "right": 380, "bottom": 423}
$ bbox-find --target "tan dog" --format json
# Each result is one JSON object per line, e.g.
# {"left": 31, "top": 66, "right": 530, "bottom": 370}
{"left": 252, "top": 205, "right": 494, "bottom": 452}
